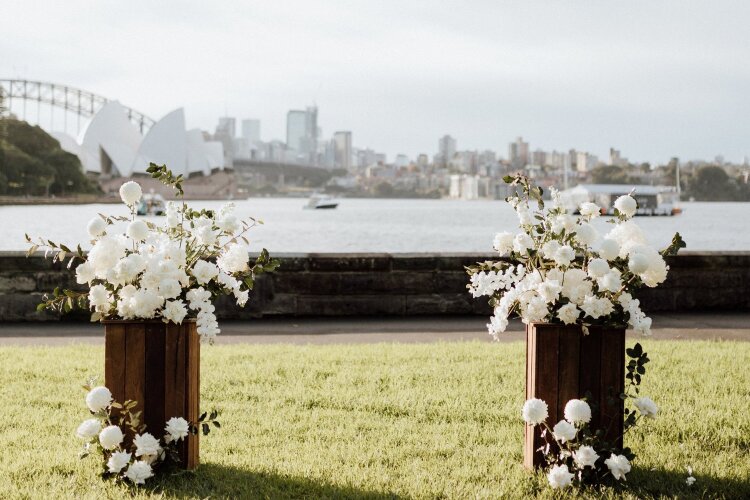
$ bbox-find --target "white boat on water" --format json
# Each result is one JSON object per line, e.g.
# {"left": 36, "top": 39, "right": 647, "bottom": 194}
{"left": 136, "top": 193, "right": 166, "bottom": 216}
{"left": 304, "top": 194, "right": 338, "bottom": 210}
{"left": 559, "top": 184, "right": 682, "bottom": 216}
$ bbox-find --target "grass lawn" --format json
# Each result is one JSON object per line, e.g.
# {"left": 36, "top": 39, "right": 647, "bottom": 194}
{"left": 0, "top": 340, "right": 749, "bottom": 499}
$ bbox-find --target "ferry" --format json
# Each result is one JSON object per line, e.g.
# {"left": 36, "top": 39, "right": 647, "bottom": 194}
{"left": 304, "top": 194, "right": 338, "bottom": 210}
{"left": 136, "top": 193, "right": 166, "bottom": 216}
{"left": 560, "top": 184, "right": 682, "bottom": 216}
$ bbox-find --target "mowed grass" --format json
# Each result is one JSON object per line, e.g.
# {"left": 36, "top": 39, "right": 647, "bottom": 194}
{"left": 0, "top": 340, "right": 749, "bottom": 499}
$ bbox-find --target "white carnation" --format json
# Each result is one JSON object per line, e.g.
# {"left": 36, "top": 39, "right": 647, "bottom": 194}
{"left": 579, "top": 202, "right": 601, "bottom": 218}
{"left": 132, "top": 288, "right": 163, "bottom": 318}
{"left": 564, "top": 399, "right": 592, "bottom": 425}
{"left": 634, "top": 396, "right": 658, "bottom": 419}
{"left": 587, "top": 258, "right": 610, "bottom": 278}
{"left": 126, "top": 220, "right": 149, "bottom": 242}
{"left": 107, "top": 451, "right": 131, "bottom": 474}
{"left": 165, "top": 417, "right": 190, "bottom": 442}
{"left": 614, "top": 195, "right": 637, "bottom": 218}
{"left": 217, "top": 243, "right": 250, "bottom": 273}
{"left": 99, "top": 425, "right": 124, "bottom": 450}
{"left": 523, "top": 295, "right": 549, "bottom": 323}
{"left": 217, "top": 213, "right": 240, "bottom": 234}
{"left": 85, "top": 386, "right": 112, "bottom": 413}
{"left": 552, "top": 420, "right": 577, "bottom": 443}
{"left": 557, "top": 303, "right": 579, "bottom": 324}
{"left": 87, "top": 217, "right": 107, "bottom": 237}
{"left": 606, "top": 221, "right": 647, "bottom": 259}
{"left": 88, "top": 236, "right": 127, "bottom": 278}
{"left": 522, "top": 398, "right": 548, "bottom": 425}
{"left": 580, "top": 295, "right": 614, "bottom": 319}
{"left": 125, "top": 460, "right": 153, "bottom": 485}
{"left": 76, "top": 418, "right": 101, "bottom": 440}
{"left": 119, "top": 181, "right": 143, "bottom": 206}
{"left": 547, "top": 464, "right": 574, "bottom": 489}
{"left": 133, "top": 432, "right": 161, "bottom": 458}
{"left": 574, "top": 445, "right": 600, "bottom": 468}
{"left": 493, "top": 232, "right": 514, "bottom": 255}
{"left": 605, "top": 453, "right": 631, "bottom": 480}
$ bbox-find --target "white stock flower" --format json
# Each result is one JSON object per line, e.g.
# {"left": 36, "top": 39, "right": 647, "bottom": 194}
{"left": 574, "top": 445, "right": 600, "bottom": 468}
{"left": 553, "top": 245, "right": 575, "bottom": 266}
{"left": 634, "top": 397, "right": 659, "bottom": 419}
{"left": 493, "top": 232, "right": 514, "bottom": 255}
{"left": 99, "top": 425, "right": 124, "bottom": 450}
{"left": 605, "top": 453, "right": 631, "bottom": 480}
{"left": 564, "top": 399, "right": 592, "bottom": 425}
{"left": 87, "top": 217, "right": 107, "bottom": 237}
{"left": 124, "top": 460, "right": 153, "bottom": 485}
{"left": 76, "top": 418, "right": 101, "bottom": 440}
{"left": 107, "top": 451, "right": 131, "bottom": 474}
{"left": 127, "top": 220, "right": 149, "bottom": 242}
{"left": 579, "top": 202, "right": 601, "bottom": 218}
{"left": 217, "top": 243, "right": 250, "bottom": 273}
{"left": 119, "top": 181, "right": 143, "bottom": 206}
{"left": 165, "top": 417, "right": 190, "bottom": 442}
{"left": 75, "top": 261, "right": 95, "bottom": 285}
{"left": 162, "top": 300, "right": 188, "bottom": 324}
{"left": 522, "top": 398, "right": 548, "bottom": 425}
{"left": 587, "top": 258, "right": 610, "bottom": 278}
{"left": 552, "top": 420, "right": 577, "bottom": 443}
{"left": 85, "top": 386, "right": 112, "bottom": 412}
{"left": 557, "top": 303, "right": 580, "bottom": 324}
{"left": 547, "top": 464, "right": 574, "bottom": 489}
{"left": 575, "top": 222, "right": 598, "bottom": 246}
{"left": 513, "top": 233, "right": 534, "bottom": 254}
{"left": 598, "top": 238, "right": 620, "bottom": 261}
{"left": 133, "top": 433, "right": 161, "bottom": 458}
{"left": 614, "top": 195, "right": 637, "bottom": 218}
{"left": 628, "top": 253, "right": 650, "bottom": 274}
{"left": 192, "top": 260, "right": 219, "bottom": 285}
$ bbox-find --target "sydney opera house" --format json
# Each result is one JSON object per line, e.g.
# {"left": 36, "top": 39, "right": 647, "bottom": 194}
{"left": 51, "top": 102, "right": 225, "bottom": 178}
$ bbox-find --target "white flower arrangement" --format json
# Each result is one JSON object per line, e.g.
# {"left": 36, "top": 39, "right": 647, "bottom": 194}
{"left": 26, "top": 163, "right": 279, "bottom": 342}
{"left": 524, "top": 342, "right": 657, "bottom": 489}
{"left": 467, "top": 174, "right": 685, "bottom": 340}
{"left": 76, "top": 380, "right": 220, "bottom": 486}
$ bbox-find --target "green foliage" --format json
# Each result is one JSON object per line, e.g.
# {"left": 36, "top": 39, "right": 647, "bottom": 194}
{"left": 591, "top": 165, "right": 631, "bottom": 185}
{"left": 685, "top": 165, "right": 741, "bottom": 201}
{"left": 146, "top": 162, "right": 184, "bottom": 196}
{"left": 503, "top": 173, "right": 544, "bottom": 208}
{"left": 0, "top": 118, "right": 98, "bottom": 196}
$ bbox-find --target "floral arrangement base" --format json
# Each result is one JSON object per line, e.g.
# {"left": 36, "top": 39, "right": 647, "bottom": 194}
{"left": 104, "top": 320, "right": 200, "bottom": 469}
{"left": 524, "top": 323, "right": 625, "bottom": 469}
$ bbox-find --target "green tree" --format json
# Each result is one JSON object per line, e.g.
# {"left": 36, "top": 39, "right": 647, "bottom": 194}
{"left": 686, "top": 165, "right": 738, "bottom": 201}
{"left": 591, "top": 165, "right": 630, "bottom": 184}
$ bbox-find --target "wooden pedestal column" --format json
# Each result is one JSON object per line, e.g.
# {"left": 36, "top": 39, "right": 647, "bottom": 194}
{"left": 104, "top": 320, "right": 200, "bottom": 470}
{"left": 524, "top": 323, "right": 625, "bottom": 469}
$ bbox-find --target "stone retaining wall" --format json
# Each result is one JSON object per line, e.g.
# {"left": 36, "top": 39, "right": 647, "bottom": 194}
{"left": 1, "top": 252, "right": 748, "bottom": 321}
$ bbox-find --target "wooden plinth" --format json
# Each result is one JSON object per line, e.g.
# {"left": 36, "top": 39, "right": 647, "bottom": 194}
{"left": 524, "top": 323, "right": 625, "bottom": 469}
{"left": 104, "top": 320, "right": 200, "bottom": 470}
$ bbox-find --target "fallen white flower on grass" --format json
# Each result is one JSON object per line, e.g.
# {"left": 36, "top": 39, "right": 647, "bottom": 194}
{"left": 133, "top": 433, "right": 161, "bottom": 459}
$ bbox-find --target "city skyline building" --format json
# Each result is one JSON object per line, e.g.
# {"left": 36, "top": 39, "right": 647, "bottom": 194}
{"left": 242, "top": 119, "right": 261, "bottom": 143}
{"left": 438, "top": 135, "right": 456, "bottom": 166}
{"left": 333, "top": 131, "right": 352, "bottom": 170}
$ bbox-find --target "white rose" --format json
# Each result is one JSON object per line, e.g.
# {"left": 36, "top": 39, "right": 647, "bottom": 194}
{"left": 87, "top": 217, "right": 107, "bottom": 237}
{"left": 598, "top": 238, "right": 620, "bottom": 261}
{"left": 217, "top": 243, "right": 250, "bottom": 273}
{"left": 165, "top": 417, "right": 190, "bottom": 442}
{"left": 627, "top": 253, "right": 649, "bottom": 274}
{"left": 634, "top": 396, "right": 659, "bottom": 419}
{"left": 119, "top": 181, "right": 143, "bottom": 206}
{"left": 557, "top": 303, "right": 579, "bottom": 325}
{"left": 547, "top": 464, "right": 574, "bottom": 489}
{"left": 124, "top": 460, "right": 153, "bottom": 485}
{"left": 126, "top": 220, "right": 149, "bottom": 242}
{"left": 597, "top": 269, "right": 622, "bottom": 293}
{"left": 492, "top": 232, "right": 514, "bottom": 255}
{"left": 587, "top": 258, "right": 610, "bottom": 278}
{"left": 614, "top": 195, "right": 637, "bottom": 218}
{"left": 522, "top": 398, "right": 548, "bottom": 425}
{"left": 76, "top": 418, "right": 101, "bottom": 440}
{"left": 605, "top": 453, "right": 631, "bottom": 480}
{"left": 574, "top": 445, "right": 599, "bottom": 468}
{"left": 564, "top": 399, "right": 592, "bottom": 425}
{"left": 158, "top": 278, "right": 182, "bottom": 300}
{"left": 192, "top": 260, "right": 220, "bottom": 285}
{"left": 75, "top": 261, "right": 95, "bottom": 285}
{"left": 133, "top": 433, "right": 161, "bottom": 458}
{"left": 85, "top": 386, "right": 112, "bottom": 412}
{"left": 99, "top": 425, "right": 124, "bottom": 450}
{"left": 552, "top": 420, "right": 577, "bottom": 443}
{"left": 579, "top": 202, "right": 601, "bottom": 218}
{"left": 107, "top": 451, "right": 131, "bottom": 474}
{"left": 553, "top": 246, "right": 576, "bottom": 267}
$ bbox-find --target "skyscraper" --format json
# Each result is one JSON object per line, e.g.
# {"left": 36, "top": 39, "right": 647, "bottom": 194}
{"left": 286, "top": 106, "right": 319, "bottom": 165}
{"left": 438, "top": 135, "right": 456, "bottom": 166}
{"left": 508, "top": 137, "right": 529, "bottom": 168}
{"left": 241, "top": 119, "right": 261, "bottom": 143}
{"left": 333, "top": 131, "right": 352, "bottom": 170}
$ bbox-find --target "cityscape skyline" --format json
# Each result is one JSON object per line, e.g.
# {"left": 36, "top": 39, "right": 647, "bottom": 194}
{"left": 3, "top": 1, "right": 750, "bottom": 165}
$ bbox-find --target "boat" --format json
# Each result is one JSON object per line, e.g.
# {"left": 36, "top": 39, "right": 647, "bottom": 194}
{"left": 304, "top": 194, "right": 338, "bottom": 210}
{"left": 136, "top": 193, "right": 166, "bottom": 216}
{"left": 559, "top": 184, "right": 682, "bottom": 216}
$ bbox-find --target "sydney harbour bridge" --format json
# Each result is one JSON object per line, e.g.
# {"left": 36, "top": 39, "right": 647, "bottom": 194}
{"left": 0, "top": 79, "right": 155, "bottom": 135}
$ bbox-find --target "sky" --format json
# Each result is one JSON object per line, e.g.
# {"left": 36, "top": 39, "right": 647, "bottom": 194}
{"left": 3, "top": 0, "right": 750, "bottom": 164}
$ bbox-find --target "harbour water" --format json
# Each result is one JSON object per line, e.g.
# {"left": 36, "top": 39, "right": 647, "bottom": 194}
{"left": 2, "top": 198, "right": 748, "bottom": 253}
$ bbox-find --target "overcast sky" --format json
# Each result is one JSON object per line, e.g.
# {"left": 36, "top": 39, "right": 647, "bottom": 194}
{"left": 3, "top": 0, "right": 749, "bottom": 163}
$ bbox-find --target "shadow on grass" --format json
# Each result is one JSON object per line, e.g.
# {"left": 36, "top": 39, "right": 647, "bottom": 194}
{"left": 149, "top": 463, "right": 402, "bottom": 499}
{"left": 626, "top": 466, "right": 750, "bottom": 499}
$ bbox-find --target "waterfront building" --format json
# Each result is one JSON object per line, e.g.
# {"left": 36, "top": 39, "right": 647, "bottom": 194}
{"left": 333, "top": 131, "right": 352, "bottom": 170}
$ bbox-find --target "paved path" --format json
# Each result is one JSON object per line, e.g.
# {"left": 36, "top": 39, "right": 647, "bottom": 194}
{"left": 0, "top": 313, "right": 748, "bottom": 346}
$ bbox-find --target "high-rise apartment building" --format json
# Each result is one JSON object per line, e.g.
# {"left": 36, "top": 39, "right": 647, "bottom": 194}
{"left": 508, "top": 137, "right": 529, "bottom": 168}
{"left": 333, "top": 131, "right": 352, "bottom": 170}
{"left": 438, "top": 135, "right": 457, "bottom": 166}
{"left": 286, "top": 106, "right": 319, "bottom": 165}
